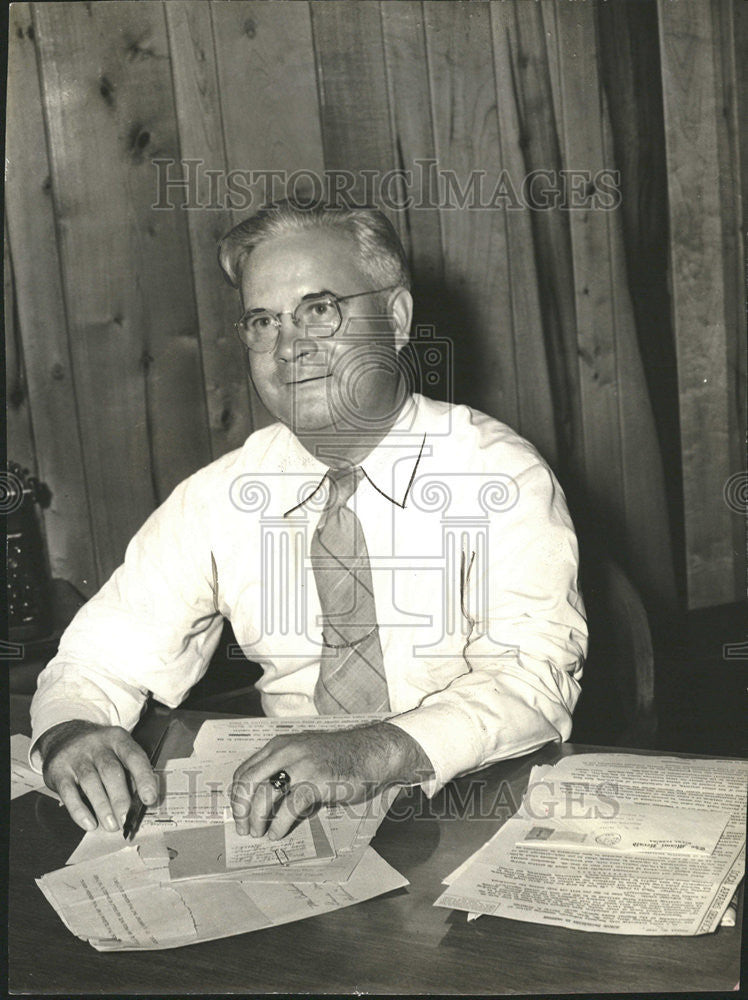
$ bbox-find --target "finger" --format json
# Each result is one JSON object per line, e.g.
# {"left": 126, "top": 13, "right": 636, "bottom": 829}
{"left": 229, "top": 768, "right": 257, "bottom": 825}
{"left": 245, "top": 781, "right": 283, "bottom": 839}
{"left": 230, "top": 747, "right": 287, "bottom": 821}
{"left": 77, "top": 765, "right": 118, "bottom": 831}
{"left": 230, "top": 770, "right": 276, "bottom": 836}
{"left": 116, "top": 739, "right": 158, "bottom": 805}
{"left": 97, "top": 753, "right": 134, "bottom": 829}
{"left": 267, "top": 781, "right": 319, "bottom": 841}
{"left": 231, "top": 737, "right": 294, "bottom": 785}
{"left": 233, "top": 749, "right": 299, "bottom": 793}
{"left": 56, "top": 777, "right": 97, "bottom": 831}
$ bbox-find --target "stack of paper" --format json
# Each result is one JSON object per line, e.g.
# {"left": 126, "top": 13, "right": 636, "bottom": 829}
{"left": 435, "top": 753, "right": 747, "bottom": 936}
{"left": 35, "top": 716, "right": 408, "bottom": 950}
{"left": 37, "top": 843, "right": 407, "bottom": 950}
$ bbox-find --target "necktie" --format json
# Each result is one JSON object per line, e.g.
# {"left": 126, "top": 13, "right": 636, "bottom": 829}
{"left": 312, "top": 466, "right": 391, "bottom": 714}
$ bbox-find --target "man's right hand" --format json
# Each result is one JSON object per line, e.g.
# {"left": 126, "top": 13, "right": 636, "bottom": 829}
{"left": 38, "top": 720, "right": 158, "bottom": 832}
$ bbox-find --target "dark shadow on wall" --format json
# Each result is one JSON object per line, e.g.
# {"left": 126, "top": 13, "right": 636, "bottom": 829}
{"left": 405, "top": 278, "right": 479, "bottom": 417}
{"left": 596, "top": 0, "right": 686, "bottom": 613}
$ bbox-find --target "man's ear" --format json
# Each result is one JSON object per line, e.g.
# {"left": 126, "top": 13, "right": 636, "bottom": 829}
{"left": 389, "top": 288, "right": 413, "bottom": 354}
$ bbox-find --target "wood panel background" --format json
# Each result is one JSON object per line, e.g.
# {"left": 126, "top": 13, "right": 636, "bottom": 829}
{"left": 5, "top": 0, "right": 745, "bottom": 614}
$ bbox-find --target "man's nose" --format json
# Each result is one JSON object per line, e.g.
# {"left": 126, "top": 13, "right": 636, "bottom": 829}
{"left": 274, "top": 315, "right": 317, "bottom": 363}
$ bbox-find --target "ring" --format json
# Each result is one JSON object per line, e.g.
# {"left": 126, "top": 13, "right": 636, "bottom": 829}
{"left": 269, "top": 769, "right": 291, "bottom": 793}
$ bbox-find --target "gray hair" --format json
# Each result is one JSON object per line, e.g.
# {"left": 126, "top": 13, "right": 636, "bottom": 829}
{"left": 217, "top": 199, "right": 411, "bottom": 292}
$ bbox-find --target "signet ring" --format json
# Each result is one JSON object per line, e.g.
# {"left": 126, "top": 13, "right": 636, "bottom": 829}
{"left": 269, "top": 769, "right": 291, "bottom": 794}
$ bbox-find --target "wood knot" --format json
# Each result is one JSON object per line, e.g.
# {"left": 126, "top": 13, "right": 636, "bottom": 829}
{"left": 126, "top": 38, "right": 157, "bottom": 61}
{"left": 51, "top": 363, "right": 65, "bottom": 381}
{"left": 9, "top": 379, "right": 26, "bottom": 409}
{"left": 128, "top": 125, "right": 151, "bottom": 162}
{"left": 244, "top": 17, "right": 256, "bottom": 38}
{"left": 99, "top": 75, "right": 115, "bottom": 107}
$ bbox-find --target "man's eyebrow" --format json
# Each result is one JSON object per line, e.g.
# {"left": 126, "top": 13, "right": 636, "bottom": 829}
{"left": 300, "top": 289, "right": 338, "bottom": 301}
{"left": 244, "top": 290, "right": 339, "bottom": 315}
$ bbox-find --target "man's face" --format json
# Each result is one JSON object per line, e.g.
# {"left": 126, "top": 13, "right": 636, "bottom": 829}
{"left": 239, "top": 228, "right": 410, "bottom": 439}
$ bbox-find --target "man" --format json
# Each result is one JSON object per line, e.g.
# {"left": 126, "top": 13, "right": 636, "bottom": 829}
{"left": 31, "top": 201, "right": 587, "bottom": 842}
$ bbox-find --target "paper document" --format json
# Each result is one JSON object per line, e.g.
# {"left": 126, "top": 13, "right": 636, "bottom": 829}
{"left": 67, "top": 801, "right": 376, "bottom": 884}
{"left": 66, "top": 826, "right": 166, "bottom": 866}
{"left": 10, "top": 734, "right": 58, "bottom": 800}
{"left": 66, "top": 758, "right": 395, "bottom": 874}
{"left": 224, "top": 807, "right": 317, "bottom": 868}
{"left": 436, "top": 753, "right": 747, "bottom": 936}
{"left": 140, "top": 756, "right": 236, "bottom": 831}
{"left": 39, "top": 844, "right": 408, "bottom": 951}
{"left": 44, "top": 714, "right": 405, "bottom": 948}
{"left": 36, "top": 845, "right": 188, "bottom": 949}
{"left": 163, "top": 810, "right": 334, "bottom": 881}
{"left": 191, "top": 713, "right": 391, "bottom": 758}
{"left": 518, "top": 797, "right": 730, "bottom": 855}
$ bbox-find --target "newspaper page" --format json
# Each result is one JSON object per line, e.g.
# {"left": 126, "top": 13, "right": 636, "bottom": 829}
{"left": 436, "top": 753, "right": 747, "bottom": 935}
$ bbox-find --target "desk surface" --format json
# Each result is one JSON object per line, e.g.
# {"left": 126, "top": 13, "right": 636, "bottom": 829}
{"left": 9, "top": 697, "right": 744, "bottom": 995}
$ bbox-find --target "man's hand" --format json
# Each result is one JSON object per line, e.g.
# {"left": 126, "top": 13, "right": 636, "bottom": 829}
{"left": 38, "top": 720, "right": 158, "bottom": 833}
{"left": 230, "top": 722, "right": 433, "bottom": 841}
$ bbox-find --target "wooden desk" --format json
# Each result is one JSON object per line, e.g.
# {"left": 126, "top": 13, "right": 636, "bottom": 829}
{"left": 9, "top": 698, "right": 743, "bottom": 995}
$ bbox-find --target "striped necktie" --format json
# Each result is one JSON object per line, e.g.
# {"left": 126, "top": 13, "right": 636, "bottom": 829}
{"left": 312, "top": 466, "right": 390, "bottom": 714}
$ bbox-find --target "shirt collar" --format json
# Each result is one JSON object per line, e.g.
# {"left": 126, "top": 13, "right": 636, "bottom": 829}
{"left": 279, "top": 394, "right": 427, "bottom": 516}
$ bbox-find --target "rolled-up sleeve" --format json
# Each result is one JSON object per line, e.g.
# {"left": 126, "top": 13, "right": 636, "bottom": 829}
{"left": 29, "top": 474, "right": 223, "bottom": 770}
{"left": 390, "top": 457, "right": 587, "bottom": 795}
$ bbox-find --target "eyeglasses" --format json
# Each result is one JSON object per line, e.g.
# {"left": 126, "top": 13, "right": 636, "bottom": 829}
{"left": 235, "top": 286, "right": 399, "bottom": 353}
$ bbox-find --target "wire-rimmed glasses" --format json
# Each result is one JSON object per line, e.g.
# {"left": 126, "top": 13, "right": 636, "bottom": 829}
{"left": 234, "top": 285, "right": 399, "bottom": 353}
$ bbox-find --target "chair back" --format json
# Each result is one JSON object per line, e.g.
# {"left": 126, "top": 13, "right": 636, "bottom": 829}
{"left": 573, "top": 557, "right": 657, "bottom": 748}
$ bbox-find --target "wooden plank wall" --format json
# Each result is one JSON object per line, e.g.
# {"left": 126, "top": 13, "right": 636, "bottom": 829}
{"left": 6, "top": 4, "right": 98, "bottom": 592}
{"left": 658, "top": 0, "right": 746, "bottom": 609}
{"left": 165, "top": 2, "right": 256, "bottom": 456}
{"left": 5, "top": 0, "right": 744, "bottom": 612}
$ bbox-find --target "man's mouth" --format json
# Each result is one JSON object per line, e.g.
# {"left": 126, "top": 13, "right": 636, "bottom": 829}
{"left": 283, "top": 373, "right": 332, "bottom": 386}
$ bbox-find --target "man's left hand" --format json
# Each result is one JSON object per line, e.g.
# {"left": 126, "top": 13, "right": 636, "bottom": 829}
{"left": 230, "top": 722, "right": 433, "bottom": 840}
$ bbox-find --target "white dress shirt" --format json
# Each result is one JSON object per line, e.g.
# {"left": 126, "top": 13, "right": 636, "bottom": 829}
{"left": 30, "top": 393, "right": 587, "bottom": 793}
